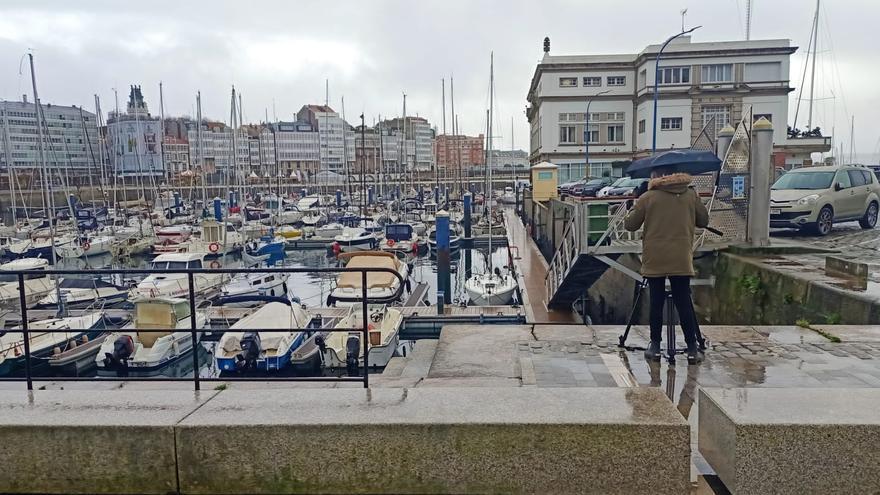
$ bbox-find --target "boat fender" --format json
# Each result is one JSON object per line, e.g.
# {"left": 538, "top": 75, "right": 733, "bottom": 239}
{"left": 82, "top": 241, "right": 91, "bottom": 251}
{"left": 208, "top": 242, "right": 220, "bottom": 253}
{"left": 209, "top": 260, "right": 221, "bottom": 269}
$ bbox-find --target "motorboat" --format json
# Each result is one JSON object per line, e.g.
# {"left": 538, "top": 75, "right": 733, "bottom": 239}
{"left": 315, "top": 222, "right": 344, "bottom": 238}
{"left": 220, "top": 262, "right": 289, "bottom": 306}
{"left": 48, "top": 332, "right": 110, "bottom": 375}
{"left": 275, "top": 225, "right": 303, "bottom": 239}
{"left": 187, "top": 220, "right": 244, "bottom": 257}
{"left": 333, "top": 228, "right": 377, "bottom": 252}
{"left": 328, "top": 251, "right": 410, "bottom": 307}
{"left": 131, "top": 252, "right": 224, "bottom": 299}
{"left": 501, "top": 186, "right": 517, "bottom": 204}
{"left": 319, "top": 304, "right": 403, "bottom": 373}
{"left": 0, "top": 258, "right": 55, "bottom": 310}
{"left": 275, "top": 208, "right": 304, "bottom": 225}
{"left": 55, "top": 234, "right": 115, "bottom": 258}
{"left": 6, "top": 235, "right": 61, "bottom": 260}
{"left": 111, "top": 234, "right": 157, "bottom": 259}
{"left": 96, "top": 297, "right": 206, "bottom": 376}
{"left": 155, "top": 224, "right": 192, "bottom": 244}
{"left": 380, "top": 223, "right": 420, "bottom": 254}
{"left": 215, "top": 301, "right": 317, "bottom": 372}
{"left": 35, "top": 278, "right": 129, "bottom": 309}
{"left": 471, "top": 215, "right": 506, "bottom": 236}
{"left": 465, "top": 270, "right": 517, "bottom": 306}
{"left": 0, "top": 310, "right": 107, "bottom": 376}
{"left": 244, "top": 236, "right": 286, "bottom": 258}
{"left": 427, "top": 224, "right": 463, "bottom": 253}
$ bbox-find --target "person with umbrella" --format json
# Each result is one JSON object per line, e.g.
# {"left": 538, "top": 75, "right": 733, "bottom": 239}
{"left": 623, "top": 150, "right": 713, "bottom": 364}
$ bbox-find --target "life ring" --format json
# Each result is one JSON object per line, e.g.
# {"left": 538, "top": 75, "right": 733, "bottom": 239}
{"left": 208, "top": 242, "right": 220, "bottom": 253}
{"left": 82, "top": 241, "right": 91, "bottom": 251}
{"left": 386, "top": 239, "right": 395, "bottom": 247}
{"left": 209, "top": 260, "right": 221, "bottom": 269}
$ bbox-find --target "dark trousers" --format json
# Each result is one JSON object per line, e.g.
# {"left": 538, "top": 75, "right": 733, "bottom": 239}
{"left": 647, "top": 276, "right": 700, "bottom": 346}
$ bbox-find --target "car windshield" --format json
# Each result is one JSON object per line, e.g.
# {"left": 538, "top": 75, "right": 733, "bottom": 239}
{"left": 618, "top": 178, "right": 644, "bottom": 188}
{"left": 586, "top": 179, "right": 605, "bottom": 186}
{"left": 610, "top": 178, "right": 627, "bottom": 187}
{"left": 772, "top": 171, "right": 835, "bottom": 190}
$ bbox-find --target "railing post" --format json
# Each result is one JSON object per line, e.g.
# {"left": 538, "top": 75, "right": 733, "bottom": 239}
{"left": 17, "top": 273, "right": 32, "bottom": 391}
{"left": 361, "top": 270, "right": 369, "bottom": 389}
{"left": 187, "top": 272, "right": 200, "bottom": 391}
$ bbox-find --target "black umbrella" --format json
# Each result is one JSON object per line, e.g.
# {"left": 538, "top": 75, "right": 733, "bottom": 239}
{"left": 626, "top": 149, "right": 721, "bottom": 178}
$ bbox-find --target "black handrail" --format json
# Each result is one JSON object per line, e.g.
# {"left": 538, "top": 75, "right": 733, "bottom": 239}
{"left": 1, "top": 265, "right": 406, "bottom": 391}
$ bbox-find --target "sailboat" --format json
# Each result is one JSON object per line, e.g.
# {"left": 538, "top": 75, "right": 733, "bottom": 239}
{"left": 464, "top": 52, "right": 517, "bottom": 306}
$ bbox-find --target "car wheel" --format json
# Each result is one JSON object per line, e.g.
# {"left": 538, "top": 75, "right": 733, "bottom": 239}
{"left": 859, "top": 201, "right": 878, "bottom": 229}
{"left": 813, "top": 206, "right": 834, "bottom": 236}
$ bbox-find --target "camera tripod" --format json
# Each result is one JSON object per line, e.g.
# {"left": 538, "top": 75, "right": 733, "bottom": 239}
{"left": 617, "top": 279, "right": 707, "bottom": 364}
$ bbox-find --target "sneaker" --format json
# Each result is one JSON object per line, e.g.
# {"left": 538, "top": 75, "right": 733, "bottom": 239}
{"left": 686, "top": 344, "right": 704, "bottom": 365}
{"left": 644, "top": 341, "right": 661, "bottom": 361}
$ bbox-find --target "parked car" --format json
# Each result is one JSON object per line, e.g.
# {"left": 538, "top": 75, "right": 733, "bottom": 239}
{"left": 572, "top": 177, "right": 614, "bottom": 197}
{"left": 596, "top": 177, "right": 628, "bottom": 198}
{"left": 606, "top": 178, "right": 650, "bottom": 197}
{"left": 559, "top": 178, "right": 588, "bottom": 194}
{"left": 769, "top": 165, "right": 880, "bottom": 235}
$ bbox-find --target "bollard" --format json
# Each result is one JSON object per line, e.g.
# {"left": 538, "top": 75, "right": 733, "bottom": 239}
{"left": 437, "top": 291, "right": 445, "bottom": 315}
{"left": 368, "top": 186, "right": 374, "bottom": 205}
{"left": 463, "top": 192, "right": 472, "bottom": 239}
{"left": 173, "top": 191, "right": 181, "bottom": 214}
{"left": 716, "top": 125, "right": 735, "bottom": 160}
{"left": 335, "top": 189, "right": 342, "bottom": 207}
{"left": 748, "top": 117, "right": 773, "bottom": 247}
{"left": 434, "top": 186, "right": 439, "bottom": 203}
{"left": 436, "top": 210, "right": 451, "bottom": 305}
{"left": 213, "top": 197, "right": 223, "bottom": 221}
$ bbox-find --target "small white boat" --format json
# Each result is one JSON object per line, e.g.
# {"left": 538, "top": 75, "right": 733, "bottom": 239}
{"left": 0, "top": 258, "right": 55, "bottom": 310}
{"left": 315, "top": 222, "right": 344, "bottom": 238}
{"left": 501, "top": 186, "right": 517, "bottom": 204}
{"left": 186, "top": 220, "right": 244, "bottom": 257}
{"left": 465, "top": 271, "right": 517, "bottom": 306}
{"left": 220, "top": 271, "right": 289, "bottom": 306}
{"left": 48, "top": 332, "right": 110, "bottom": 375}
{"left": 155, "top": 224, "right": 192, "bottom": 244}
{"left": 333, "top": 227, "right": 377, "bottom": 252}
{"left": 131, "top": 253, "right": 224, "bottom": 299}
{"left": 0, "top": 310, "right": 107, "bottom": 376}
{"left": 36, "top": 278, "right": 129, "bottom": 309}
{"left": 300, "top": 208, "right": 326, "bottom": 227}
{"left": 55, "top": 234, "right": 115, "bottom": 258}
{"left": 329, "top": 252, "right": 410, "bottom": 307}
{"left": 96, "top": 297, "right": 205, "bottom": 376}
{"left": 276, "top": 209, "right": 304, "bottom": 225}
{"left": 215, "top": 301, "right": 315, "bottom": 372}
{"left": 380, "top": 223, "right": 420, "bottom": 254}
{"left": 320, "top": 304, "right": 403, "bottom": 372}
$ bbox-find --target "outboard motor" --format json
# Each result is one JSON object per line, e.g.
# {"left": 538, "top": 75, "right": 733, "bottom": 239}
{"left": 345, "top": 335, "right": 361, "bottom": 377}
{"left": 104, "top": 335, "right": 134, "bottom": 377}
{"left": 236, "top": 332, "right": 262, "bottom": 371}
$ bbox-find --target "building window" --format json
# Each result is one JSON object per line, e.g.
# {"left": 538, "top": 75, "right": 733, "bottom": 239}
{"left": 701, "top": 105, "right": 730, "bottom": 137}
{"left": 559, "top": 126, "right": 576, "bottom": 144}
{"left": 607, "top": 125, "right": 624, "bottom": 143}
{"left": 638, "top": 119, "right": 646, "bottom": 134}
{"left": 660, "top": 117, "right": 683, "bottom": 130}
{"left": 586, "top": 125, "right": 599, "bottom": 143}
{"left": 583, "top": 76, "right": 602, "bottom": 87}
{"left": 589, "top": 162, "right": 612, "bottom": 178}
{"left": 559, "top": 77, "right": 578, "bottom": 88}
{"left": 607, "top": 76, "right": 626, "bottom": 86}
{"left": 754, "top": 113, "right": 772, "bottom": 123}
{"left": 638, "top": 70, "right": 647, "bottom": 88}
{"left": 658, "top": 66, "right": 690, "bottom": 85}
{"left": 701, "top": 64, "right": 733, "bottom": 83}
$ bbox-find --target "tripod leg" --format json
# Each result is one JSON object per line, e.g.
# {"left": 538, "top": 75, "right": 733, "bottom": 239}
{"left": 665, "top": 292, "right": 676, "bottom": 364}
{"left": 618, "top": 280, "right": 646, "bottom": 348}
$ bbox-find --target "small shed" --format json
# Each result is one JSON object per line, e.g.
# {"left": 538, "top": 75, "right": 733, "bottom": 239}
{"left": 530, "top": 161, "right": 559, "bottom": 202}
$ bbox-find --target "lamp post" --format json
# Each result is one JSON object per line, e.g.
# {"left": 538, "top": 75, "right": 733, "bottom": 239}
{"left": 585, "top": 90, "right": 611, "bottom": 176}
{"left": 652, "top": 25, "right": 701, "bottom": 153}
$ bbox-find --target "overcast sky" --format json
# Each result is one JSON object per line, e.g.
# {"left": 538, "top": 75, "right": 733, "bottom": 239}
{"left": 0, "top": 0, "right": 876, "bottom": 161}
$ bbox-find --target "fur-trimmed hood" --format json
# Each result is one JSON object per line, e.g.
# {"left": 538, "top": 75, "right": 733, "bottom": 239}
{"left": 649, "top": 173, "right": 692, "bottom": 193}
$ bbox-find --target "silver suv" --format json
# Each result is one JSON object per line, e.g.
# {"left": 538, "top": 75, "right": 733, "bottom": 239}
{"left": 770, "top": 165, "right": 880, "bottom": 235}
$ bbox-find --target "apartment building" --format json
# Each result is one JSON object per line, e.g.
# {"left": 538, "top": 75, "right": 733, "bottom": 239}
{"left": 434, "top": 134, "right": 485, "bottom": 176}
{"left": 162, "top": 136, "right": 190, "bottom": 175}
{"left": 527, "top": 36, "right": 830, "bottom": 183}
{"left": 106, "top": 86, "right": 164, "bottom": 177}
{"left": 383, "top": 116, "right": 435, "bottom": 172}
{"left": 296, "top": 105, "right": 356, "bottom": 176}
{"left": 489, "top": 149, "right": 529, "bottom": 172}
{"left": 267, "top": 121, "right": 320, "bottom": 180}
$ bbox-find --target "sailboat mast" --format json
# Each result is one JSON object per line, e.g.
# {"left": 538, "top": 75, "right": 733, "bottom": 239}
{"left": 807, "top": 0, "right": 820, "bottom": 129}
{"left": 28, "top": 54, "right": 60, "bottom": 286}
{"left": 342, "top": 96, "right": 351, "bottom": 199}
{"left": 2, "top": 101, "right": 16, "bottom": 224}
{"left": 196, "top": 91, "right": 206, "bottom": 203}
{"left": 159, "top": 82, "right": 166, "bottom": 182}
{"left": 487, "top": 52, "right": 494, "bottom": 263}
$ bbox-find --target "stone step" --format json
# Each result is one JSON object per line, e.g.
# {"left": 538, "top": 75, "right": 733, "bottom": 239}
{"left": 400, "top": 339, "right": 438, "bottom": 378}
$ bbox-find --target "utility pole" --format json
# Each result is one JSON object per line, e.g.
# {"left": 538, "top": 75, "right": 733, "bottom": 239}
{"left": 745, "top": 0, "right": 752, "bottom": 40}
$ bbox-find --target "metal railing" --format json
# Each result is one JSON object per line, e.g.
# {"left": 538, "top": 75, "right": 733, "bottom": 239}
{"left": 0, "top": 266, "right": 405, "bottom": 390}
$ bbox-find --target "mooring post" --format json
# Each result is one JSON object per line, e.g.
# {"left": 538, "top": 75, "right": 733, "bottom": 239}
{"left": 463, "top": 192, "right": 472, "bottom": 239}
{"left": 213, "top": 197, "right": 222, "bottom": 222}
{"left": 436, "top": 209, "right": 452, "bottom": 305}
{"left": 748, "top": 117, "right": 773, "bottom": 247}
{"left": 173, "top": 191, "right": 181, "bottom": 214}
{"left": 335, "top": 189, "right": 342, "bottom": 207}
{"left": 368, "top": 186, "right": 374, "bottom": 205}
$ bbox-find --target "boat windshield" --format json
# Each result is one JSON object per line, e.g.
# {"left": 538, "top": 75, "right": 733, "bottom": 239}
{"left": 151, "top": 261, "right": 191, "bottom": 270}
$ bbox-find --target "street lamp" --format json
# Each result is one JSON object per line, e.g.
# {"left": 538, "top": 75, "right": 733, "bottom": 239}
{"left": 652, "top": 25, "right": 701, "bottom": 153}
{"left": 585, "top": 90, "right": 611, "bottom": 176}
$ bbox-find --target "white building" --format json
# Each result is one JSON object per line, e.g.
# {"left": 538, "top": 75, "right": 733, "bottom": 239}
{"left": 267, "top": 121, "right": 320, "bottom": 180}
{"left": 489, "top": 149, "right": 529, "bottom": 173}
{"left": 185, "top": 120, "right": 248, "bottom": 175}
{"left": 527, "top": 36, "right": 831, "bottom": 183}
{"left": 382, "top": 116, "right": 435, "bottom": 172}
{"left": 296, "top": 105, "right": 355, "bottom": 176}
{"left": 106, "top": 86, "right": 163, "bottom": 177}
{"left": 1, "top": 97, "right": 100, "bottom": 175}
